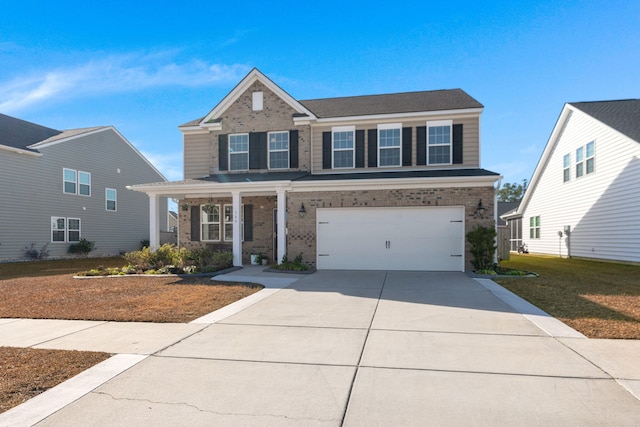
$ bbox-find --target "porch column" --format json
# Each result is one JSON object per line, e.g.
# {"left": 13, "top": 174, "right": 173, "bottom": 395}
{"left": 232, "top": 191, "right": 242, "bottom": 267}
{"left": 276, "top": 188, "right": 287, "bottom": 265}
{"left": 149, "top": 194, "right": 160, "bottom": 250}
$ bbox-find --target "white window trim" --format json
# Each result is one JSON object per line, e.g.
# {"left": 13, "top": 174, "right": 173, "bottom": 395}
{"left": 585, "top": 141, "right": 595, "bottom": 175}
{"left": 563, "top": 153, "right": 571, "bottom": 183}
{"left": 51, "top": 216, "right": 66, "bottom": 242}
{"left": 106, "top": 188, "right": 117, "bottom": 211}
{"left": 268, "top": 131, "right": 290, "bottom": 170}
{"left": 377, "top": 123, "right": 402, "bottom": 167}
{"left": 201, "top": 204, "right": 221, "bottom": 242}
{"left": 67, "top": 217, "right": 81, "bottom": 242}
{"left": 332, "top": 125, "right": 355, "bottom": 169}
{"left": 529, "top": 216, "right": 540, "bottom": 240}
{"left": 63, "top": 169, "right": 76, "bottom": 194}
{"left": 223, "top": 204, "right": 244, "bottom": 242}
{"left": 78, "top": 171, "right": 91, "bottom": 196}
{"left": 426, "top": 120, "right": 453, "bottom": 165}
{"left": 229, "top": 133, "right": 249, "bottom": 171}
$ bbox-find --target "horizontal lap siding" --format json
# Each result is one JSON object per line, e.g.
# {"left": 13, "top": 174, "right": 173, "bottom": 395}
{"left": 184, "top": 133, "right": 213, "bottom": 179}
{"left": 0, "top": 129, "right": 167, "bottom": 260}
{"left": 310, "top": 115, "right": 480, "bottom": 172}
{"left": 523, "top": 110, "right": 640, "bottom": 262}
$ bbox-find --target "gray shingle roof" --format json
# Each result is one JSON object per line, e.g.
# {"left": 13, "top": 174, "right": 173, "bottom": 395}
{"left": 570, "top": 99, "right": 640, "bottom": 143}
{"left": 0, "top": 113, "right": 61, "bottom": 152}
{"left": 299, "top": 89, "right": 483, "bottom": 118}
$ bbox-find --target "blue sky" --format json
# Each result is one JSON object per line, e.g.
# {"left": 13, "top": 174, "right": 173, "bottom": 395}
{"left": 1, "top": 1, "right": 638, "bottom": 186}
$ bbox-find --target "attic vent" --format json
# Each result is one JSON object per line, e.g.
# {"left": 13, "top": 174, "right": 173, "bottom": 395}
{"left": 252, "top": 91, "right": 263, "bottom": 111}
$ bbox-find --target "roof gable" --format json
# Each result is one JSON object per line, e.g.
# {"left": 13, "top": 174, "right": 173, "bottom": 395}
{"left": 569, "top": 99, "right": 640, "bottom": 143}
{"left": 190, "top": 68, "right": 316, "bottom": 128}
{"left": 0, "top": 113, "right": 61, "bottom": 152}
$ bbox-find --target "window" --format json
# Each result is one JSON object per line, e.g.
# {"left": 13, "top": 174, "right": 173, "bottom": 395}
{"left": 378, "top": 124, "right": 401, "bottom": 167}
{"left": 427, "top": 120, "right": 452, "bottom": 164}
{"left": 585, "top": 141, "right": 595, "bottom": 174}
{"left": 51, "top": 217, "right": 81, "bottom": 242}
{"left": 106, "top": 188, "right": 117, "bottom": 211}
{"left": 223, "top": 205, "right": 244, "bottom": 242}
{"left": 63, "top": 168, "right": 91, "bottom": 196}
{"left": 51, "top": 217, "right": 66, "bottom": 242}
{"left": 68, "top": 218, "right": 80, "bottom": 242}
{"left": 529, "top": 216, "right": 540, "bottom": 239}
{"left": 201, "top": 204, "right": 221, "bottom": 241}
{"left": 63, "top": 169, "right": 76, "bottom": 194}
{"left": 576, "top": 147, "right": 584, "bottom": 178}
{"left": 332, "top": 126, "right": 355, "bottom": 168}
{"left": 229, "top": 134, "right": 249, "bottom": 171}
{"left": 563, "top": 154, "right": 571, "bottom": 182}
{"left": 268, "top": 131, "right": 289, "bottom": 169}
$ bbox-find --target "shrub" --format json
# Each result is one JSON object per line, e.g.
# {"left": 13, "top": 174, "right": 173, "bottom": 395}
{"left": 23, "top": 243, "right": 50, "bottom": 260}
{"left": 211, "top": 250, "right": 234, "bottom": 271}
{"left": 68, "top": 239, "right": 95, "bottom": 257}
{"left": 271, "top": 253, "right": 309, "bottom": 271}
{"left": 466, "top": 225, "right": 497, "bottom": 271}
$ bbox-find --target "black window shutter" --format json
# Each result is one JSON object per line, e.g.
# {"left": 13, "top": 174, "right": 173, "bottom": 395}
{"left": 289, "top": 130, "right": 299, "bottom": 169}
{"left": 218, "top": 134, "right": 228, "bottom": 171}
{"left": 402, "top": 127, "right": 412, "bottom": 166}
{"left": 355, "top": 130, "right": 365, "bottom": 168}
{"left": 367, "top": 129, "right": 377, "bottom": 167}
{"left": 249, "top": 132, "right": 267, "bottom": 169}
{"left": 243, "top": 204, "right": 253, "bottom": 241}
{"left": 322, "top": 132, "right": 331, "bottom": 169}
{"left": 191, "top": 206, "right": 200, "bottom": 242}
{"left": 452, "top": 124, "right": 463, "bottom": 164}
{"left": 416, "top": 126, "right": 427, "bottom": 165}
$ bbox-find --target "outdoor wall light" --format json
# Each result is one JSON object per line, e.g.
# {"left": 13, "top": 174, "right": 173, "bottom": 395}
{"left": 298, "top": 203, "right": 307, "bottom": 218}
{"left": 475, "top": 199, "right": 486, "bottom": 218}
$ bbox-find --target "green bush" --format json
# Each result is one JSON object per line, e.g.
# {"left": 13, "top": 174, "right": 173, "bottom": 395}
{"left": 271, "top": 253, "right": 309, "bottom": 271}
{"left": 466, "top": 226, "right": 497, "bottom": 271}
{"left": 68, "top": 239, "right": 95, "bottom": 256}
{"left": 212, "top": 250, "right": 233, "bottom": 270}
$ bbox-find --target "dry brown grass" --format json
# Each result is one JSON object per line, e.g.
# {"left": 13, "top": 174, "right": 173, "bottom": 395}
{"left": 495, "top": 254, "right": 640, "bottom": 339}
{"left": 0, "top": 258, "right": 264, "bottom": 414}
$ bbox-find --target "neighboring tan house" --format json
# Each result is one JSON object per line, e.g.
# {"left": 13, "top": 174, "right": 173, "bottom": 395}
{"left": 0, "top": 114, "right": 169, "bottom": 260}
{"left": 502, "top": 99, "right": 640, "bottom": 263}
{"left": 130, "top": 68, "right": 501, "bottom": 271}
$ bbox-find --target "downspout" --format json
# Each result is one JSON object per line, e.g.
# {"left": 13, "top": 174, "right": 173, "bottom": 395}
{"left": 494, "top": 177, "right": 502, "bottom": 264}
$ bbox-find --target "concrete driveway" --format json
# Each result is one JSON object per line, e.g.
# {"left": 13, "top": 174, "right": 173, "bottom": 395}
{"left": 2, "top": 270, "right": 640, "bottom": 426}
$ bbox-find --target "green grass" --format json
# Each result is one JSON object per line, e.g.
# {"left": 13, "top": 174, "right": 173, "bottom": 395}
{"left": 495, "top": 254, "right": 640, "bottom": 338}
{"left": 0, "top": 257, "right": 126, "bottom": 280}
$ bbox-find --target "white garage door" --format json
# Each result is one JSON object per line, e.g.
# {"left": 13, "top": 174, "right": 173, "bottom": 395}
{"left": 316, "top": 207, "right": 465, "bottom": 271}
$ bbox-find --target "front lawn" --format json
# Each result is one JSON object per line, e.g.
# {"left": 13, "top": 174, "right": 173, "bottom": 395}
{"left": 495, "top": 254, "right": 640, "bottom": 339}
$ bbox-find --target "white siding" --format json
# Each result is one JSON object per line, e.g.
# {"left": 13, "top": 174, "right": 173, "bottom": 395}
{"left": 522, "top": 109, "right": 640, "bottom": 262}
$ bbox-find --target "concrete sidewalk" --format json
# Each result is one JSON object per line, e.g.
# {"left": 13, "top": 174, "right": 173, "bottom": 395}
{"left": 2, "top": 269, "right": 640, "bottom": 426}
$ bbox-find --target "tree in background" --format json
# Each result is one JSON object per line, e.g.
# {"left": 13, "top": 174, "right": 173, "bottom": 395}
{"left": 497, "top": 179, "right": 528, "bottom": 202}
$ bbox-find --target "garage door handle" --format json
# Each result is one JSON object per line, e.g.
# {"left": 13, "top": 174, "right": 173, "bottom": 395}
{"left": 450, "top": 254, "right": 463, "bottom": 257}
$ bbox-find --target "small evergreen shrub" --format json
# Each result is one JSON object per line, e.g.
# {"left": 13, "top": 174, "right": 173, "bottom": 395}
{"left": 68, "top": 239, "right": 95, "bottom": 257}
{"left": 466, "top": 226, "right": 497, "bottom": 271}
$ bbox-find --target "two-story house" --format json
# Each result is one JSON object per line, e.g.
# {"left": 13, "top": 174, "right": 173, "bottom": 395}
{"left": 0, "top": 114, "right": 169, "bottom": 260}
{"left": 130, "top": 68, "right": 501, "bottom": 271}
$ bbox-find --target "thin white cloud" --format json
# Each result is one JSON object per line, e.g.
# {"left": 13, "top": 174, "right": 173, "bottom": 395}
{"left": 0, "top": 54, "right": 251, "bottom": 113}
{"left": 141, "top": 150, "right": 184, "bottom": 182}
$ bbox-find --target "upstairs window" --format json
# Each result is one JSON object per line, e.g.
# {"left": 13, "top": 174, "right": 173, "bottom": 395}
{"left": 268, "top": 131, "right": 289, "bottom": 169}
{"left": 229, "top": 134, "right": 249, "bottom": 171}
{"left": 427, "top": 120, "right": 452, "bottom": 165}
{"left": 378, "top": 124, "right": 401, "bottom": 167}
{"left": 585, "top": 141, "right": 595, "bottom": 174}
{"left": 563, "top": 154, "right": 571, "bottom": 182}
{"left": 332, "top": 126, "right": 355, "bottom": 168}
{"left": 63, "top": 168, "right": 91, "bottom": 196}
{"left": 106, "top": 188, "right": 117, "bottom": 211}
{"left": 576, "top": 146, "right": 584, "bottom": 178}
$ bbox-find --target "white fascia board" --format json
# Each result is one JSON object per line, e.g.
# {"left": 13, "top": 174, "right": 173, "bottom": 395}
{"left": 0, "top": 145, "right": 42, "bottom": 157}
{"left": 311, "top": 107, "right": 483, "bottom": 125}
{"left": 128, "top": 180, "right": 293, "bottom": 197}
{"left": 290, "top": 175, "right": 501, "bottom": 193}
{"left": 516, "top": 104, "right": 571, "bottom": 215}
{"left": 28, "top": 127, "right": 109, "bottom": 149}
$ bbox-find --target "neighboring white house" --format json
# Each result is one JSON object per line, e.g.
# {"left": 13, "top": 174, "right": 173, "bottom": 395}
{"left": 0, "top": 114, "right": 169, "bottom": 260}
{"left": 502, "top": 99, "right": 640, "bottom": 263}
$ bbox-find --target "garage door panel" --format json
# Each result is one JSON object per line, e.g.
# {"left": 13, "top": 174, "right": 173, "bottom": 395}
{"left": 316, "top": 207, "right": 464, "bottom": 271}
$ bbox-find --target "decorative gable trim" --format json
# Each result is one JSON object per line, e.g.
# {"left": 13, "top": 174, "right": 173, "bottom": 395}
{"left": 198, "top": 68, "right": 317, "bottom": 128}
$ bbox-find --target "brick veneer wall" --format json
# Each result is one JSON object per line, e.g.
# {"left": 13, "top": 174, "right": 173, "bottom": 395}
{"left": 286, "top": 186, "right": 496, "bottom": 270}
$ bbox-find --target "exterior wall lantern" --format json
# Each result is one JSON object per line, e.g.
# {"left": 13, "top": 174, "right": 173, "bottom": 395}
{"left": 475, "top": 199, "right": 486, "bottom": 218}
{"left": 298, "top": 203, "right": 307, "bottom": 218}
